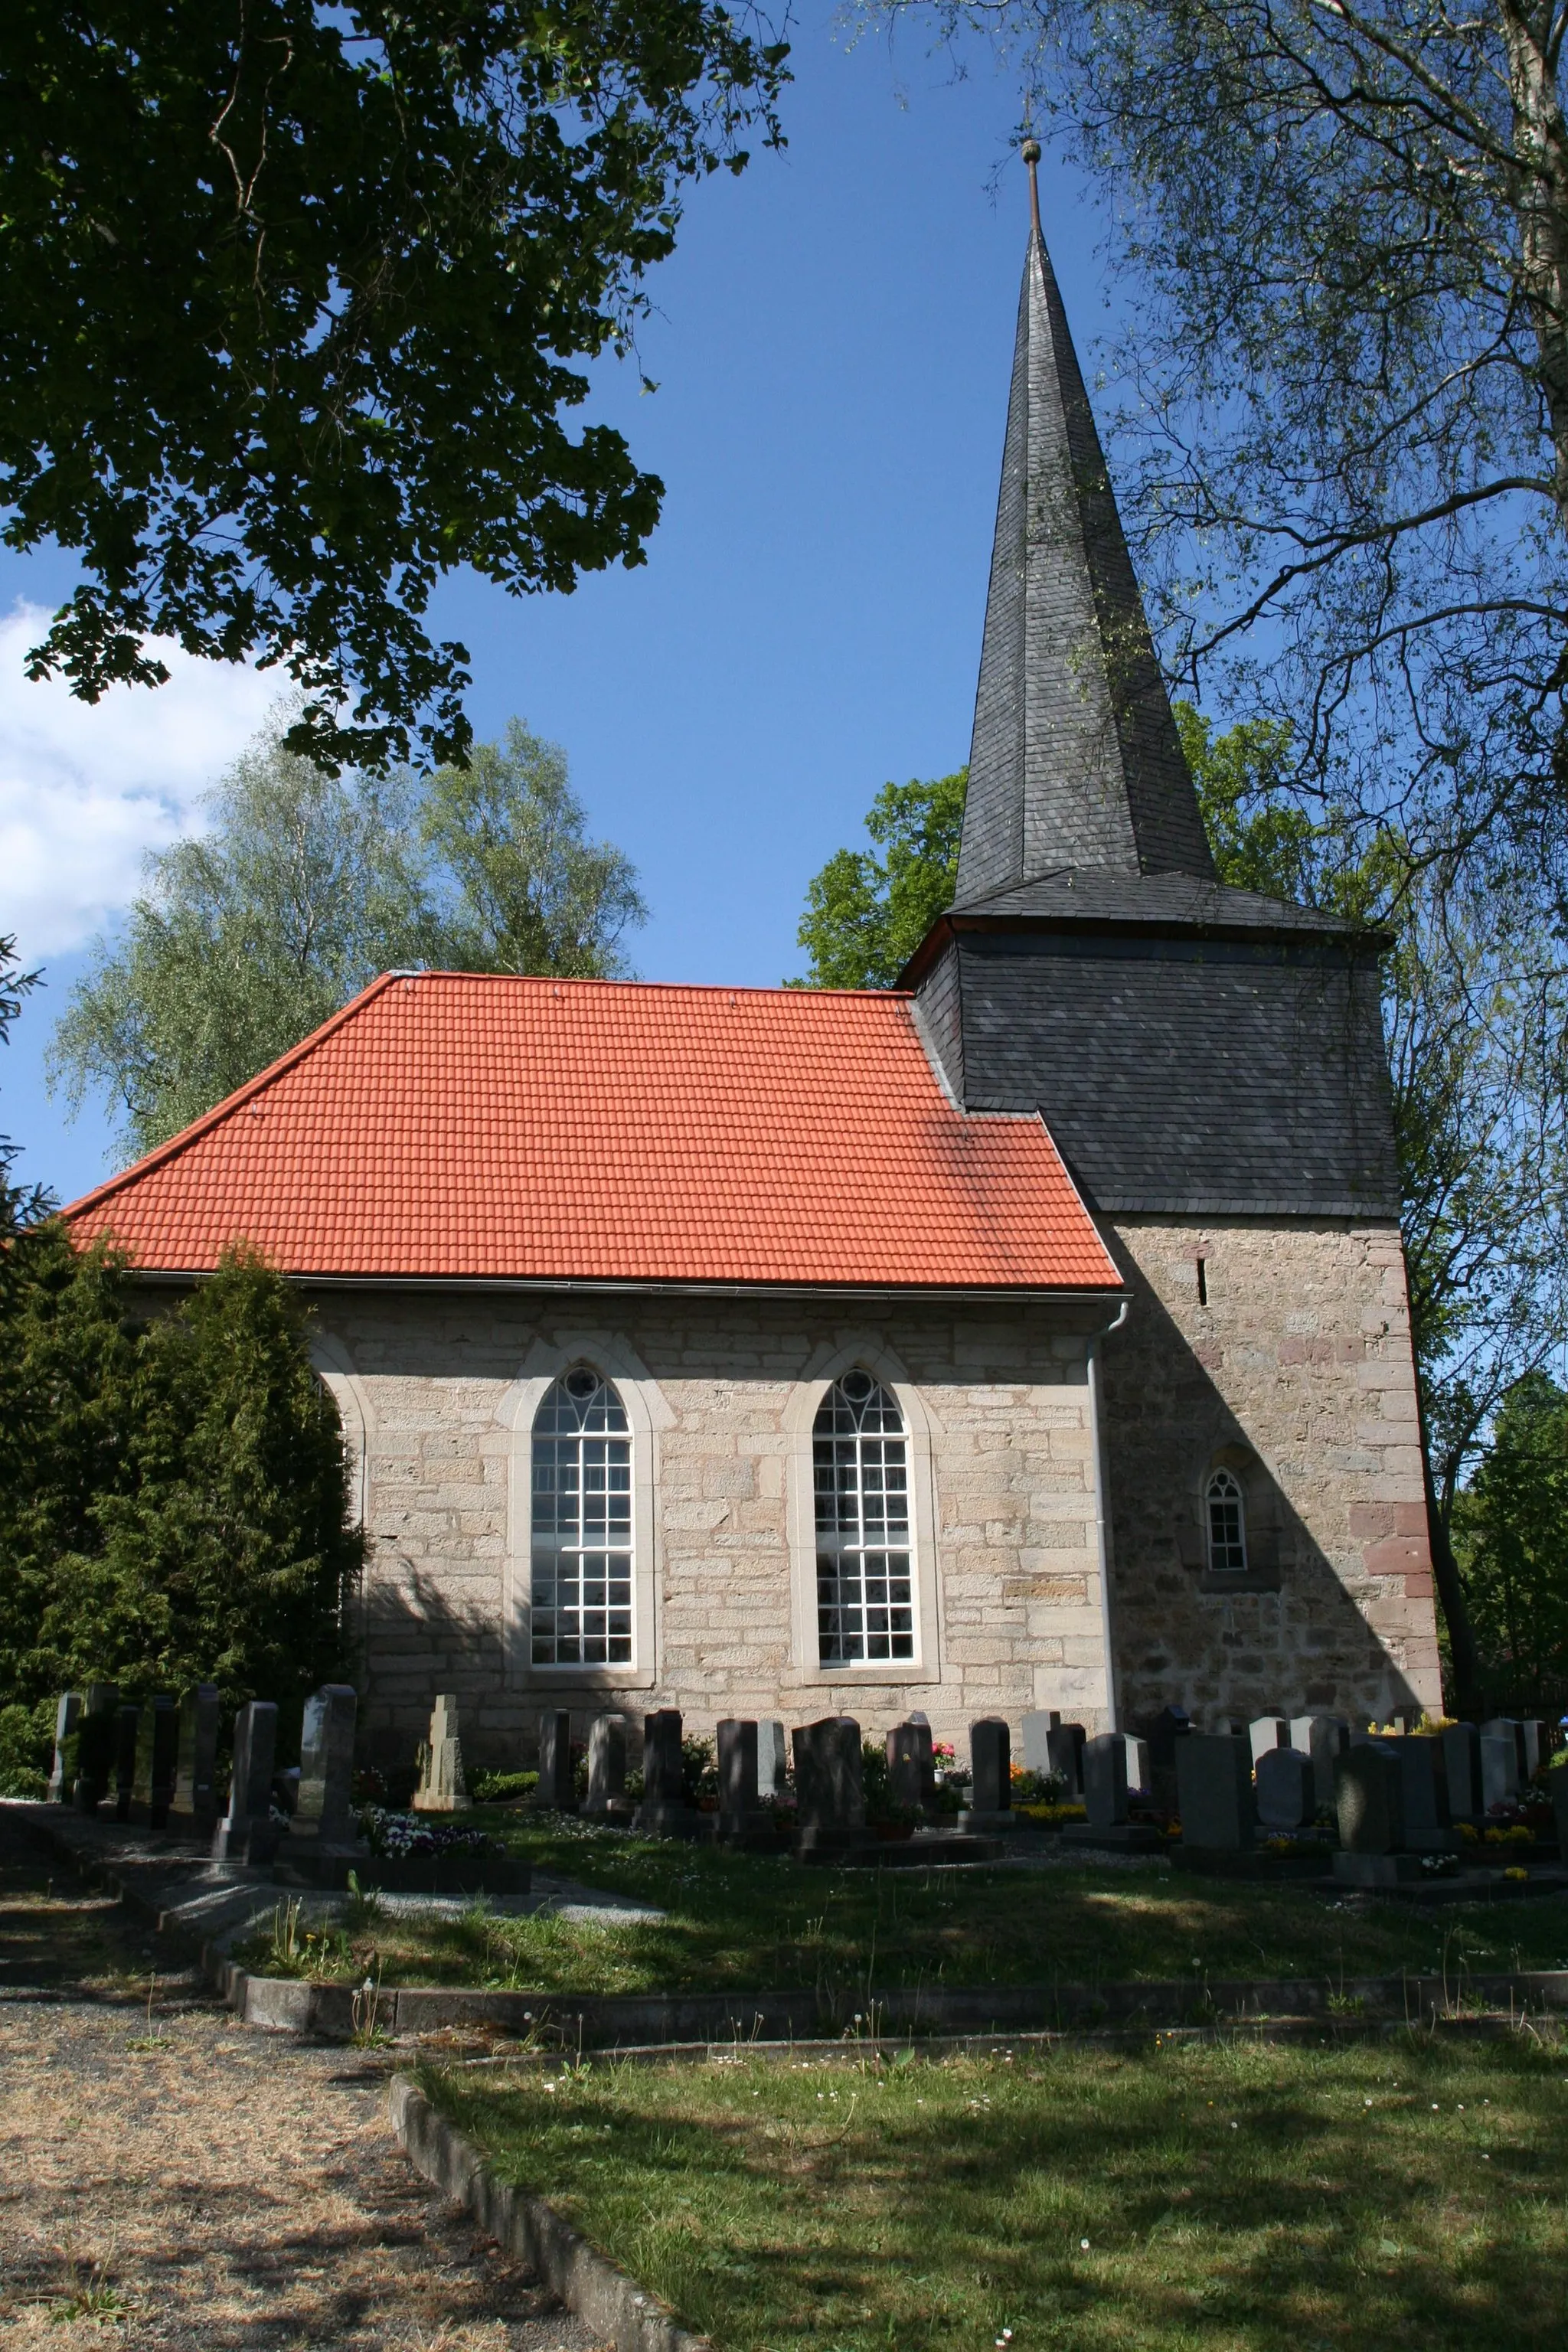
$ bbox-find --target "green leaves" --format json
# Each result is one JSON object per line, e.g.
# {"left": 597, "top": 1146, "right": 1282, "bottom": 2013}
{"left": 49, "top": 710, "right": 646, "bottom": 1155}
{"left": 0, "top": 2, "right": 789, "bottom": 766}
{"left": 1452, "top": 1373, "right": 1568, "bottom": 1704}
{"left": 0, "top": 1241, "right": 362, "bottom": 1710}
{"left": 792, "top": 769, "right": 967, "bottom": 990}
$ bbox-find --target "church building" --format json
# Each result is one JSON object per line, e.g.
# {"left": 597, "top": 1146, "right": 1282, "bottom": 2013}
{"left": 66, "top": 173, "right": 1445, "bottom": 1762}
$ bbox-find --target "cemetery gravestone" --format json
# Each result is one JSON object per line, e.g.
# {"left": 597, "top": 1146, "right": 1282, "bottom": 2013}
{"left": 1392, "top": 1736, "right": 1453, "bottom": 1851}
{"left": 1082, "top": 1733, "right": 1129, "bottom": 1828}
{"left": 1441, "top": 1721, "right": 1483, "bottom": 1821}
{"left": 132, "top": 1695, "right": 179, "bottom": 1829}
{"left": 1336, "top": 1746, "right": 1403, "bottom": 1851}
{"left": 1175, "top": 1735, "right": 1256, "bottom": 1851}
{"left": 1480, "top": 1733, "right": 1517, "bottom": 1814}
{"left": 113, "top": 1704, "right": 139, "bottom": 1821}
{"left": 632, "top": 1710, "right": 699, "bottom": 1838}
{"left": 292, "top": 1684, "right": 360, "bottom": 1848}
{"left": 887, "top": 1721, "right": 932, "bottom": 1815}
{"left": 1480, "top": 1720, "right": 1526, "bottom": 1792}
{"left": 1520, "top": 1720, "right": 1549, "bottom": 1782}
{"left": 583, "top": 1713, "right": 630, "bottom": 1819}
{"left": 47, "top": 1693, "right": 81, "bottom": 1804}
{"left": 1550, "top": 1764, "right": 1568, "bottom": 1857}
{"left": 536, "top": 1710, "right": 576, "bottom": 1812}
{"left": 169, "top": 1684, "right": 221, "bottom": 1838}
{"left": 1289, "top": 1714, "right": 1349, "bottom": 1811}
{"left": 74, "top": 1684, "right": 121, "bottom": 1812}
{"left": 1249, "top": 1717, "right": 1290, "bottom": 1769}
{"left": 792, "top": 1717, "right": 867, "bottom": 1856}
{"left": 1254, "top": 1747, "right": 1314, "bottom": 1831}
{"left": 962, "top": 1718, "right": 1015, "bottom": 1830}
{"left": 758, "top": 1720, "right": 788, "bottom": 1802}
{"left": 212, "top": 1700, "right": 279, "bottom": 1864}
{"left": 413, "top": 1694, "right": 471, "bottom": 1812}
{"left": 717, "top": 1719, "right": 774, "bottom": 1844}
{"left": 1145, "top": 1704, "right": 1191, "bottom": 1816}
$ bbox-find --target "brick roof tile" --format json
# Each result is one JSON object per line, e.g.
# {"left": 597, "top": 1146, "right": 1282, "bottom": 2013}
{"left": 64, "top": 972, "right": 1122, "bottom": 1292}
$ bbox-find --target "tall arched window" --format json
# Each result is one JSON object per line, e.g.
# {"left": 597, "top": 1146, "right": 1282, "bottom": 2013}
{"left": 1205, "top": 1466, "right": 1248, "bottom": 1575}
{"left": 531, "top": 1368, "right": 633, "bottom": 1664}
{"left": 813, "top": 1370, "right": 915, "bottom": 1664}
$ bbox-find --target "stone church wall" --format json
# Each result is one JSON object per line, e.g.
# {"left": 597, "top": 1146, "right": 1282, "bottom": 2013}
{"left": 1100, "top": 1214, "right": 1443, "bottom": 1730}
{"left": 307, "top": 1288, "right": 1116, "bottom": 1768}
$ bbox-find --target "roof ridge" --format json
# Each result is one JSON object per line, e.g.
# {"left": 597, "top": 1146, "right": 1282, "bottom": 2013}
{"left": 389, "top": 971, "right": 917, "bottom": 1001}
{"left": 60, "top": 972, "right": 400, "bottom": 1222}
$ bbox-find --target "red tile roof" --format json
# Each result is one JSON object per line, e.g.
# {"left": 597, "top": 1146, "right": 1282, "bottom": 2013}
{"left": 64, "top": 972, "right": 1122, "bottom": 1292}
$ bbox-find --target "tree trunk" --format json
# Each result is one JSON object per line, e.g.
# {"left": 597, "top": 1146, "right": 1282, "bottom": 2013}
{"left": 1500, "top": 0, "right": 1568, "bottom": 527}
{"left": 1421, "top": 1423, "right": 1486, "bottom": 1718}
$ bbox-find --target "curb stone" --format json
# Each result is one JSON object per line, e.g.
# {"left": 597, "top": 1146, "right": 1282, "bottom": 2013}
{"left": 390, "top": 2074, "right": 710, "bottom": 2352}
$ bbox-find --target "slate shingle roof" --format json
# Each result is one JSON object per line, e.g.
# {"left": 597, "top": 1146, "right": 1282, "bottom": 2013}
{"left": 64, "top": 971, "right": 1123, "bottom": 1292}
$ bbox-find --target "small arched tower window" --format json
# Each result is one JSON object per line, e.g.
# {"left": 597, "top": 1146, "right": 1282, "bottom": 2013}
{"left": 1205, "top": 1466, "right": 1248, "bottom": 1576}
{"left": 531, "top": 1367, "right": 632, "bottom": 1664}
{"left": 813, "top": 1370, "right": 914, "bottom": 1664}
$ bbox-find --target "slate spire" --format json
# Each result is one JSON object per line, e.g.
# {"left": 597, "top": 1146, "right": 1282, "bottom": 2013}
{"left": 954, "top": 145, "right": 1216, "bottom": 905}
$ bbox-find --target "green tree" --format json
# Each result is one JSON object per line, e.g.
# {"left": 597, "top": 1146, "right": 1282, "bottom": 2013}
{"left": 792, "top": 769, "right": 966, "bottom": 988}
{"left": 423, "top": 720, "right": 647, "bottom": 978}
{"left": 0, "top": 1243, "right": 362, "bottom": 1712}
{"left": 884, "top": 0, "right": 1568, "bottom": 869}
{"left": 50, "top": 710, "right": 646, "bottom": 1155}
{"left": 1452, "top": 1371, "right": 1568, "bottom": 1704}
{"left": 0, "top": 3, "right": 788, "bottom": 768}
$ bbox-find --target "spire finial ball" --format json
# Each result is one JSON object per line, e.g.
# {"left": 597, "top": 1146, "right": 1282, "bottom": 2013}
{"left": 1021, "top": 137, "right": 1042, "bottom": 165}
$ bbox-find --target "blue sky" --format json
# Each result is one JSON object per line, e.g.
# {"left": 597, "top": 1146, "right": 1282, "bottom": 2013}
{"left": 1, "top": 8, "right": 1121, "bottom": 1207}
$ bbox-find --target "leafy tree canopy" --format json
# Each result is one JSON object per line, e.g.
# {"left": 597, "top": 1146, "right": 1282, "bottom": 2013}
{"left": 792, "top": 769, "right": 966, "bottom": 988}
{"left": 50, "top": 711, "right": 646, "bottom": 1156}
{"left": 878, "top": 0, "right": 1568, "bottom": 885}
{"left": 1452, "top": 1370, "right": 1568, "bottom": 1707}
{"left": 0, "top": 1241, "right": 361, "bottom": 1715}
{"left": 0, "top": 2, "right": 788, "bottom": 767}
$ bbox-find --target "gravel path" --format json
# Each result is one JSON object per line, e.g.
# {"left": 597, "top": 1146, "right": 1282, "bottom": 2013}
{"left": 0, "top": 1817, "right": 600, "bottom": 2352}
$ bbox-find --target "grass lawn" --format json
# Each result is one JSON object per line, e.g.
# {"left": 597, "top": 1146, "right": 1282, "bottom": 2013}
{"left": 423, "top": 2034, "right": 1568, "bottom": 2350}
{"left": 237, "top": 1810, "right": 1568, "bottom": 1993}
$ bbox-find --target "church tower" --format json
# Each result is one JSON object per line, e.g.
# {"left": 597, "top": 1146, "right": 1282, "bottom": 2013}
{"left": 904, "top": 149, "right": 1443, "bottom": 1726}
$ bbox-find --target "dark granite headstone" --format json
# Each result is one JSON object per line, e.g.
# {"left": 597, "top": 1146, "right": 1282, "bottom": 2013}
{"left": 537, "top": 1710, "right": 576, "bottom": 1811}
{"left": 717, "top": 1719, "right": 773, "bottom": 1844}
{"left": 1176, "top": 1735, "right": 1256, "bottom": 1850}
{"left": 166, "top": 1684, "right": 221, "bottom": 1837}
{"left": 968, "top": 1718, "right": 1013, "bottom": 1823}
{"left": 1334, "top": 1746, "right": 1403, "bottom": 1854}
{"left": 1441, "top": 1721, "right": 1482, "bottom": 1820}
{"left": 792, "top": 1717, "right": 867, "bottom": 1854}
{"left": 1083, "top": 1733, "right": 1129, "bottom": 1829}
{"left": 132, "top": 1695, "right": 178, "bottom": 1828}
{"left": 47, "top": 1693, "right": 82, "bottom": 1804}
{"left": 212, "top": 1700, "right": 279, "bottom": 1863}
{"left": 1520, "top": 1720, "right": 1549, "bottom": 1782}
{"left": 1255, "top": 1747, "right": 1313, "bottom": 1831}
{"left": 113, "top": 1704, "right": 140, "bottom": 1821}
{"left": 1289, "top": 1714, "right": 1349, "bottom": 1811}
{"left": 632, "top": 1710, "right": 698, "bottom": 1838}
{"left": 583, "top": 1713, "right": 629, "bottom": 1818}
{"left": 74, "top": 1684, "right": 121, "bottom": 1811}
{"left": 1391, "top": 1736, "right": 1452, "bottom": 1851}
{"left": 1145, "top": 1705, "right": 1191, "bottom": 1814}
{"left": 1480, "top": 1733, "right": 1517, "bottom": 1812}
{"left": 1021, "top": 1709, "right": 1085, "bottom": 1795}
{"left": 887, "top": 1720, "right": 934, "bottom": 1812}
{"left": 293, "top": 1684, "right": 358, "bottom": 1845}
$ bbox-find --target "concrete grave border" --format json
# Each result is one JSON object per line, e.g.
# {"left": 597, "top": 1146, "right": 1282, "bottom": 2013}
{"left": 390, "top": 2073, "right": 709, "bottom": 2352}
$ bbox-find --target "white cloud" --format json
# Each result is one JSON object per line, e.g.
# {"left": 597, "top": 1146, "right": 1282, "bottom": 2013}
{"left": 0, "top": 600, "right": 278, "bottom": 958}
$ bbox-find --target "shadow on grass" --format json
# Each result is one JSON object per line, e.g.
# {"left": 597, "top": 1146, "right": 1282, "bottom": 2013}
{"left": 436, "top": 2037, "right": 1568, "bottom": 2352}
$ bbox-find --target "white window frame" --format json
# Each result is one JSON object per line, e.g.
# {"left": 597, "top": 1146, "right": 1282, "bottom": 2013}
{"left": 529, "top": 1368, "right": 636, "bottom": 1669}
{"left": 784, "top": 1341, "right": 942, "bottom": 1689}
{"left": 1204, "top": 1465, "right": 1249, "bottom": 1576}
{"left": 812, "top": 1371, "right": 917, "bottom": 1668}
{"left": 501, "top": 1331, "right": 666, "bottom": 1690}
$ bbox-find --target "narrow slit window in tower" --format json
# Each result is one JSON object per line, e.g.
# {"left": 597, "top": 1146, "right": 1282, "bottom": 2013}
{"left": 1205, "top": 1467, "right": 1247, "bottom": 1576}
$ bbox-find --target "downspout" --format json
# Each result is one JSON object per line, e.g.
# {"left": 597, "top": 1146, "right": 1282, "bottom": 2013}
{"left": 1086, "top": 1298, "right": 1129, "bottom": 1733}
